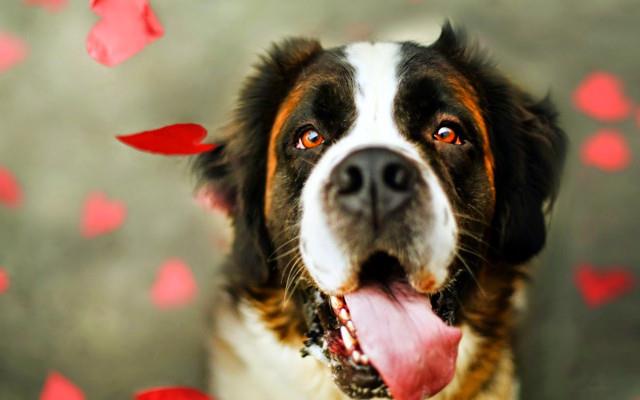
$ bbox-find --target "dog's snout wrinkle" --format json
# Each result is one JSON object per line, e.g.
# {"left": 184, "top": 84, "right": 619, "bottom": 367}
{"left": 329, "top": 148, "right": 418, "bottom": 228}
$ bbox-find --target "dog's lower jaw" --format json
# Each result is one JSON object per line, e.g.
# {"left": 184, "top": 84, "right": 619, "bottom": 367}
{"left": 208, "top": 289, "right": 517, "bottom": 400}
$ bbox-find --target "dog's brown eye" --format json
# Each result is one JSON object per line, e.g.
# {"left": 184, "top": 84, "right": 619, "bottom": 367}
{"left": 296, "top": 128, "right": 325, "bottom": 149}
{"left": 433, "top": 126, "right": 463, "bottom": 145}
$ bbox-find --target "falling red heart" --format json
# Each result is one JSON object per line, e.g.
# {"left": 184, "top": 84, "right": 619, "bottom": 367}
{"left": 580, "top": 129, "right": 631, "bottom": 172}
{"left": 575, "top": 264, "right": 635, "bottom": 308}
{"left": 81, "top": 192, "right": 127, "bottom": 238}
{"left": 573, "top": 72, "right": 633, "bottom": 121}
{"left": 24, "top": 0, "right": 67, "bottom": 12}
{"left": 117, "top": 124, "right": 217, "bottom": 155}
{"left": 0, "top": 166, "right": 22, "bottom": 208}
{"left": 0, "top": 33, "right": 27, "bottom": 73}
{"left": 135, "top": 387, "right": 211, "bottom": 400}
{"left": 151, "top": 259, "right": 197, "bottom": 309}
{"left": 0, "top": 267, "right": 9, "bottom": 295}
{"left": 40, "top": 372, "right": 85, "bottom": 400}
{"left": 87, "top": 0, "right": 164, "bottom": 67}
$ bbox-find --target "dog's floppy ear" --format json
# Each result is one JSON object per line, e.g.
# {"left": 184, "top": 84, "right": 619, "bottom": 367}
{"left": 195, "top": 38, "right": 322, "bottom": 287}
{"left": 433, "top": 22, "right": 567, "bottom": 265}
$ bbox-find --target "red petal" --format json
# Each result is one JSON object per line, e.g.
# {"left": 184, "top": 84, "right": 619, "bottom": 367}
{"left": 0, "top": 268, "right": 9, "bottom": 295}
{"left": 0, "top": 33, "right": 27, "bottom": 73}
{"left": 24, "top": 0, "right": 67, "bottom": 12}
{"left": 117, "top": 123, "right": 216, "bottom": 155}
{"left": 151, "top": 259, "right": 197, "bottom": 309}
{"left": 580, "top": 129, "right": 631, "bottom": 172}
{"left": 135, "top": 387, "right": 211, "bottom": 400}
{"left": 0, "top": 166, "right": 23, "bottom": 208}
{"left": 87, "top": 0, "right": 164, "bottom": 67}
{"left": 40, "top": 372, "right": 85, "bottom": 400}
{"left": 575, "top": 264, "right": 635, "bottom": 308}
{"left": 80, "top": 192, "right": 127, "bottom": 238}
{"left": 573, "top": 72, "right": 633, "bottom": 121}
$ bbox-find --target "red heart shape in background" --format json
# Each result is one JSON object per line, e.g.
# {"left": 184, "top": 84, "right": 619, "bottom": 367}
{"left": 40, "top": 372, "right": 85, "bottom": 400}
{"left": 81, "top": 192, "right": 127, "bottom": 238}
{"left": 135, "top": 387, "right": 211, "bottom": 400}
{"left": 575, "top": 264, "right": 635, "bottom": 308}
{"left": 0, "top": 33, "right": 27, "bottom": 73}
{"left": 573, "top": 72, "right": 633, "bottom": 121}
{"left": 580, "top": 129, "right": 631, "bottom": 172}
{"left": 0, "top": 166, "right": 23, "bottom": 208}
{"left": 117, "top": 124, "right": 216, "bottom": 155}
{"left": 87, "top": 0, "right": 164, "bottom": 67}
{"left": 0, "top": 268, "right": 9, "bottom": 295}
{"left": 24, "top": 0, "right": 67, "bottom": 12}
{"left": 151, "top": 259, "right": 197, "bottom": 309}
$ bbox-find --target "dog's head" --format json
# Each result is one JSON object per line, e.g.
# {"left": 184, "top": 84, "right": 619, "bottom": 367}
{"left": 196, "top": 23, "right": 566, "bottom": 400}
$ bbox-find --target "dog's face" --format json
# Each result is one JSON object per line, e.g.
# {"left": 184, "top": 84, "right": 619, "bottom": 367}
{"left": 197, "top": 24, "right": 566, "bottom": 400}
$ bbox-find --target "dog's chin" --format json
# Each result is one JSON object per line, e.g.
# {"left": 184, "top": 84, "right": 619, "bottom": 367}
{"left": 300, "top": 252, "right": 462, "bottom": 400}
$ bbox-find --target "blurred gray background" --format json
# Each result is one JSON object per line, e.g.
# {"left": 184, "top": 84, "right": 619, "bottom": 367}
{"left": 1, "top": 1, "right": 639, "bottom": 399}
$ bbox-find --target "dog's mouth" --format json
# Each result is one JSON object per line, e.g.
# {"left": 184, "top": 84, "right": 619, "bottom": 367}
{"left": 301, "top": 252, "right": 463, "bottom": 400}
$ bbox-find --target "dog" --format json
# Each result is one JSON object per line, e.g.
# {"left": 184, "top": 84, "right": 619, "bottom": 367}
{"left": 194, "top": 22, "right": 567, "bottom": 400}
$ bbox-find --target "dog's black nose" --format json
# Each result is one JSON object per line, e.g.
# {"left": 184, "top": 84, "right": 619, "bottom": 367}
{"left": 330, "top": 148, "right": 418, "bottom": 227}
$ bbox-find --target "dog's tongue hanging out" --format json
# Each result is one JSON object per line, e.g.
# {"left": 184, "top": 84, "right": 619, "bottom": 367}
{"left": 344, "top": 281, "right": 462, "bottom": 400}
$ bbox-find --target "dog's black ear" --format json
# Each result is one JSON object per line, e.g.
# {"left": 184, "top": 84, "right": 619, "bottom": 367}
{"left": 433, "top": 22, "right": 568, "bottom": 265}
{"left": 195, "top": 38, "right": 323, "bottom": 287}
{"left": 489, "top": 93, "right": 567, "bottom": 264}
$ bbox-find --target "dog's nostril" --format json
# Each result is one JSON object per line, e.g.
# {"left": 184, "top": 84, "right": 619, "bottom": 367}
{"left": 383, "top": 163, "right": 414, "bottom": 192}
{"left": 337, "top": 165, "right": 363, "bottom": 194}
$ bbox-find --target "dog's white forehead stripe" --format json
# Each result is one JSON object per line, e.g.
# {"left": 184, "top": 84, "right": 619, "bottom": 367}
{"left": 345, "top": 42, "right": 401, "bottom": 137}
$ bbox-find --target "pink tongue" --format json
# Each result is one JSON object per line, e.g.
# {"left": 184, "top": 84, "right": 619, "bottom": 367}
{"left": 344, "top": 281, "right": 461, "bottom": 400}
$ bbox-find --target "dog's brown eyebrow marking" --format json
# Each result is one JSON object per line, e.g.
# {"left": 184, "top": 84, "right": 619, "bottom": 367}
{"left": 264, "top": 84, "right": 308, "bottom": 216}
{"left": 448, "top": 75, "right": 496, "bottom": 199}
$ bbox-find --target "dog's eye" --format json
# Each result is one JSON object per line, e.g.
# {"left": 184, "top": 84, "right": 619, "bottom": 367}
{"left": 433, "top": 126, "right": 463, "bottom": 145}
{"left": 296, "top": 128, "right": 326, "bottom": 150}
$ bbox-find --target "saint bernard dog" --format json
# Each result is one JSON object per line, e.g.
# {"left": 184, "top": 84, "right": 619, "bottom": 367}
{"left": 194, "top": 22, "right": 567, "bottom": 400}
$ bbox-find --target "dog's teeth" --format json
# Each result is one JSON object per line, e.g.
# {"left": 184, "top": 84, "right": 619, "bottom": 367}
{"left": 360, "top": 354, "right": 369, "bottom": 365}
{"left": 338, "top": 308, "right": 350, "bottom": 322}
{"left": 352, "top": 350, "right": 362, "bottom": 363}
{"left": 330, "top": 296, "right": 344, "bottom": 311}
{"left": 340, "top": 326, "right": 356, "bottom": 352}
{"left": 346, "top": 320, "right": 356, "bottom": 334}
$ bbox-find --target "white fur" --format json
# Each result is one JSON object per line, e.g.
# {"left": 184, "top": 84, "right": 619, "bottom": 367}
{"left": 299, "top": 42, "right": 457, "bottom": 294}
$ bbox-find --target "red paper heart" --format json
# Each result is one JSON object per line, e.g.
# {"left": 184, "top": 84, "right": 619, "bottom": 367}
{"left": 117, "top": 124, "right": 216, "bottom": 155}
{"left": 81, "top": 192, "right": 127, "bottom": 238}
{"left": 573, "top": 72, "right": 632, "bottom": 121}
{"left": 580, "top": 129, "right": 631, "bottom": 171}
{"left": 0, "top": 166, "right": 22, "bottom": 208}
{"left": 0, "top": 33, "right": 27, "bottom": 73}
{"left": 40, "top": 372, "right": 85, "bottom": 400}
{"left": 87, "top": 0, "right": 164, "bottom": 67}
{"left": 575, "top": 264, "right": 635, "bottom": 308}
{"left": 135, "top": 387, "right": 211, "bottom": 400}
{"left": 0, "top": 267, "right": 9, "bottom": 295}
{"left": 151, "top": 259, "right": 197, "bottom": 309}
{"left": 24, "top": 0, "right": 67, "bottom": 12}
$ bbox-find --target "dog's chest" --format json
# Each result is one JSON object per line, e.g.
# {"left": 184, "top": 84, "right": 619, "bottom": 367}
{"left": 210, "top": 298, "right": 353, "bottom": 400}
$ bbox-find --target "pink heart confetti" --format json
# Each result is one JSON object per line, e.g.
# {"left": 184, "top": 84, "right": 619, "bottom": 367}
{"left": 0, "top": 33, "right": 27, "bottom": 73}
{"left": 0, "top": 166, "right": 22, "bottom": 208}
{"left": 151, "top": 259, "right": 197, "bottom": 309}
{"left": 24, "top": 0, "right": 68, "bottom": 12}
{"left": 80, "top": 192, "right": 127, "bottom": 238}
{"left": 0, "top": 267, "right": 9, "bottom": 295}
{"left": 117, "top": 123, "right": 216, "bottom": 155}
{"left": 575, "top": 264, "right": 635, "bottom": 308}
{"left": 573, "top": 72, "right": 633, "bottom": 121}
{"left": 87, "top": 0, "right": 164, "bottom": 67}
{"left": 40, "top": 372, "right": 85, "bottom": 400}
{"left": 580, "top": 129, "right": 631, "bottom": 172}
{"left": 135, "top": 387, "right": 211, "bottom": 400}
